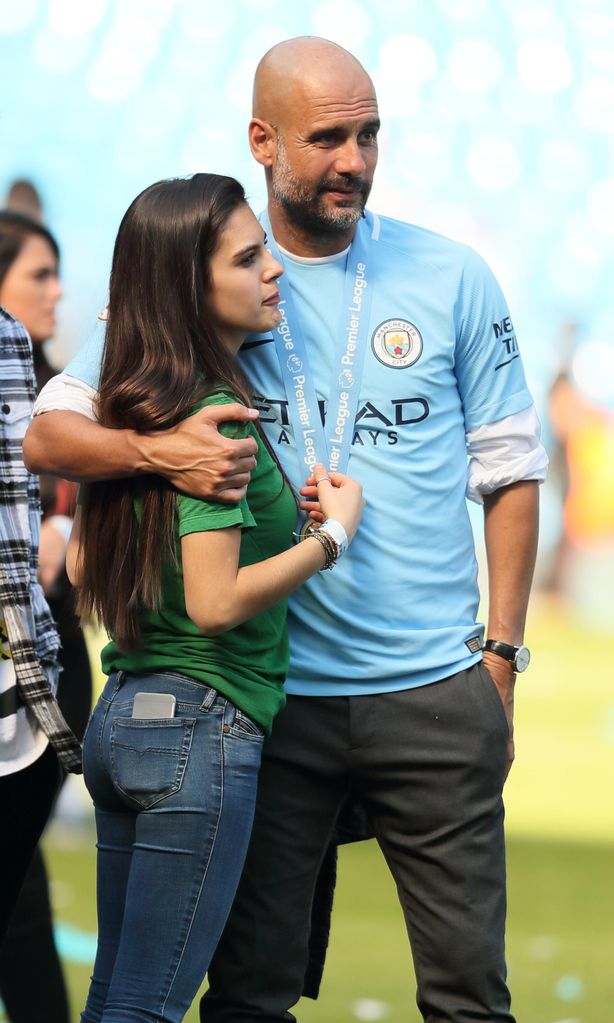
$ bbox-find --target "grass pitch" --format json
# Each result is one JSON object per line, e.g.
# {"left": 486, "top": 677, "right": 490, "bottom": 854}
{"left": 3, "top": 598, "right": 612, "bottom": 1023}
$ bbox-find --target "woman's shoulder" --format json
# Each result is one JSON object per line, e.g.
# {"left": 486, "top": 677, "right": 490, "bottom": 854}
{"left": 189, "top": 387, "right": 241, "bottom": 415}
{"left": 187, "top": 387, "right": 256, "bottom": 441}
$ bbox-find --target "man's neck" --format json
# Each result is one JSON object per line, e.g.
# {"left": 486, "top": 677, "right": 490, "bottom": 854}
{"left": 266, "top": 203, "right": 357, "bottom": 258}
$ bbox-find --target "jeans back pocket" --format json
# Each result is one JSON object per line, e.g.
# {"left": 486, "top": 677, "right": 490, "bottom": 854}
{"left": 110, "top": 717, "right": 196, "bottom": 809}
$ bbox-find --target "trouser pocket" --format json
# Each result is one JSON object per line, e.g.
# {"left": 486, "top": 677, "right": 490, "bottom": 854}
{"left": 110, "top": 717, "right": 196, "bottom": 809}
{"left": 229, "top": 707, "right": 265, "bottom": 740}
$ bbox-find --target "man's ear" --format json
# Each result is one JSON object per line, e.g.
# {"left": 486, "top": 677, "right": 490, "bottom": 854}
{"left": 249, "top": 118, "right": 276, "bottom": 167}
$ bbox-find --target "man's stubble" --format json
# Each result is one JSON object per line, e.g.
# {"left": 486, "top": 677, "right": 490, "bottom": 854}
{"left": 271, "top": 134, "right": 371, "bottom": 237}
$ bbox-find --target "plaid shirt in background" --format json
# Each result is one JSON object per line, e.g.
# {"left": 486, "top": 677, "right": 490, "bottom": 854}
{"left": 0, "top": 307, "right": 81, "bottom": 773}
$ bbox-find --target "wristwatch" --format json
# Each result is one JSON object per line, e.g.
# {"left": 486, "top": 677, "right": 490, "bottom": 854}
{"left": 483, "top": 639, "right": 531, "bottom": 673}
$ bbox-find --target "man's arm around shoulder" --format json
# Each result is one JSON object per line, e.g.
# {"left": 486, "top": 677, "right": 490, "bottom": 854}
{"left": 24, "top": 375, "right": 260, "bottom": 502}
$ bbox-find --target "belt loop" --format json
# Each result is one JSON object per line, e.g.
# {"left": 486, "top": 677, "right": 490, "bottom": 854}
{"left": 113, "top": 670, "right": 126, "bottom": 696}
{"left": 199, "top": 686, "right": 218, "bottom": 712}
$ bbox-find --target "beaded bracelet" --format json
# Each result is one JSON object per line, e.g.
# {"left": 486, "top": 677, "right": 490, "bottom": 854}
{"left": 306, "top": 528, "right": 338, "bottom": 570}
{"left": 295, "top": 523, "right": 339, "bottom": 570}
{"left": 318, "top": 528, "right": 340, "bottom": 562}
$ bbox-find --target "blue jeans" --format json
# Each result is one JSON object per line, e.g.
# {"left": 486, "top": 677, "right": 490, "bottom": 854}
{"left": 81, "top": 670, "right": 264, "bottom": 1023}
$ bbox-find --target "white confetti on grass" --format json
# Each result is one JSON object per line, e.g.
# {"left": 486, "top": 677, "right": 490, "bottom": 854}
{"left": 528, "top": 934, "right": 561, "bottom": 960}
{"left": 351, "top": 998, "right": 392, "bottom": 1021}
{"left": 54, "top": 922, "right": 98, "bottom": 964}
{"left": 553, "top": 975, "right": 585, "bottom": 1001}
{"left": 602, "top": 705, "right": 614, "bottom": 744}
{"left": 49, "top": 878, "right": 76, "bottom": 910}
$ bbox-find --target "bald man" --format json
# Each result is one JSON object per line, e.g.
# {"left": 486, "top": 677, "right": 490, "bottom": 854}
{"left": 28, "top": 37, "right": 547, "bottom": 1023}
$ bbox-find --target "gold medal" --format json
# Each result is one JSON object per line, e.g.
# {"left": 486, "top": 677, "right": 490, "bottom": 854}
{"left": 299, "top": 518, "right": 317, "bottom": 541}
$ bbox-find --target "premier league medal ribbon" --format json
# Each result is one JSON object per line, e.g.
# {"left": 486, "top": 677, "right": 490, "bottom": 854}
{"left": 262, "top": 209, "right": 378, "bottom": 479}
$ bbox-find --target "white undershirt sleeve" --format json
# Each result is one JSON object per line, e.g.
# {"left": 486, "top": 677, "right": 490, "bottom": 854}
{"left": 32, "top": 373, "right": 98, "bottom": 421}
{"left": 466, "top": 404, "right": 549, "bottom": 505}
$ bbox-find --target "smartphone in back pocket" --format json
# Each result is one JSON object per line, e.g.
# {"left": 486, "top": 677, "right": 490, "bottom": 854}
{"left": 132, "top": 692, "right": 177, "bottom": 718}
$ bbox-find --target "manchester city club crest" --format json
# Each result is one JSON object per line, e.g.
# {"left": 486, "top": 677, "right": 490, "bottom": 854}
{"left": 371, "top": 318, "right": 423, "bottom": 369}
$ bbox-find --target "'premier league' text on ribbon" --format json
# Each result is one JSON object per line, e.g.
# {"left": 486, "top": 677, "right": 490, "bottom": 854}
{"left": 278, "top": 302, "right": 320, "bottom": 467}
{"left": 329, "top": 262, "right": 367, "bottom": 471}
{"left": 342, "top": 263, "right": 367, "bottom": 365}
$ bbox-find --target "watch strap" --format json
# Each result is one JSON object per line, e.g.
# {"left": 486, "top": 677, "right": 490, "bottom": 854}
{"left": 483, "top": 639, "right": 531, "bottom": 672}
{"left": 483, "top": 639, "right": 518, "bottom": 663}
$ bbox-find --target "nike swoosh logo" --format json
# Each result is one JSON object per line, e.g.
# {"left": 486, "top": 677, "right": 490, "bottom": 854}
{"left": 494, "top": 354, "right": 520, "bottom": 371}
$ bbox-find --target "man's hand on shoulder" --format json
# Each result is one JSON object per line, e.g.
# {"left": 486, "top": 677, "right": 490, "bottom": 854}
{"left": 139, "top": 403, "right": 260, "bottom": 502}
{"left": 24, "top": 396, "right": 259, "bottom": 500}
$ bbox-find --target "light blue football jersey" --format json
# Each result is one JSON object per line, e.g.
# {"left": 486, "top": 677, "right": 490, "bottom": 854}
{"left": 64, "top": 211, "right": 533, "bottom": 695}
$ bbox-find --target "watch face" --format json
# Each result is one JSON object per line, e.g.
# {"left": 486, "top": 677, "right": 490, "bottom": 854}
{"left": 514, "top": 646, "right": 531, "bottom": 672}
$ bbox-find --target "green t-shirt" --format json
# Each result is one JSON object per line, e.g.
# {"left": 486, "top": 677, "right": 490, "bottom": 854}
{"left": 101, "top": 392, "right": 298, "bottom": 734}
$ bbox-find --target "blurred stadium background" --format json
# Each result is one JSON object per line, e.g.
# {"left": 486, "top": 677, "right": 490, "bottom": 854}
{"left": 1, "top": 1, "right": 613, "bottom": 1020}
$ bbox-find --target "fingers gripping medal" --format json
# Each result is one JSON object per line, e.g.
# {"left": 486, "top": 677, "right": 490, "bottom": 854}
{"left": 298, "top": 472, "right": 349, "bottom": 570}
{"left": 299, "top": 470, "right": 331, "bottom": 540}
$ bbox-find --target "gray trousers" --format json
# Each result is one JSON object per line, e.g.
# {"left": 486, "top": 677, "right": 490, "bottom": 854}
{"left": 201, "top": 663, "right": 515, "bottom": 1023}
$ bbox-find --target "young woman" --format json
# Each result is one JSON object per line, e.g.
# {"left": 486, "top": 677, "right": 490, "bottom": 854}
{"left": 0, "top": 212, "right": 92, "bottom": 739}
{"left": 67, "top": 173, "right": 364, "bottom": 1023}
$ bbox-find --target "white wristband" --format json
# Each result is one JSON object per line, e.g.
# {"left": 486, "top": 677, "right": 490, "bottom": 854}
{"left": 318, "top": 518, "right": 349, "bottom": 558}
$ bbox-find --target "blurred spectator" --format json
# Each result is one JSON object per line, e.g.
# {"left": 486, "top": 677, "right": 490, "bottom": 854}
{"left": 0, "top": 209, "right": 92, "bottom": 733}
{"left": 0, "top": 207, "right": 91, "bottom": 1023}
{"left": 4, "top": 179, "right": 43, "bottom": 222}
{"left": 543, "top": 323, "right": 578, "bottom": 595}
{"left": 0, "top": 305, "right": 81, "bottom": 938}
{"left": 546, "top": 323, "right": 614, "bottom": 624}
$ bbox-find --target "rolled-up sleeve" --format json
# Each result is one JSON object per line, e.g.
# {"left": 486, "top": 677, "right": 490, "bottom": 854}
{"left": 33, "top": 373, "right": 98, "bottom": 421}
{"left": 466, "top": 404, "right": 549, "bottom": 505}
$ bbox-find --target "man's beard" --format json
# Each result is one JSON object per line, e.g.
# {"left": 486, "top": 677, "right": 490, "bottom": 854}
{"left": 271, "top": 137, "right": 371, "bottom": 235}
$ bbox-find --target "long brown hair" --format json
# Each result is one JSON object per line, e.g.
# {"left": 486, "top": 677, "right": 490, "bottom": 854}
{"left": 78, "top": 173, "right": 264, "bottom": 649}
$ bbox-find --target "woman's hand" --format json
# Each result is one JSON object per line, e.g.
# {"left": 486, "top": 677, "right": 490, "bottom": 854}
{"left": 184, "top": 463, "right": 365, "bottom": 636}
{"left": 301, "top": 463, "right": 365, "bottom": 543}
